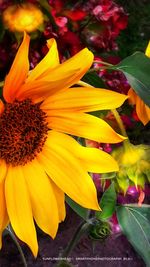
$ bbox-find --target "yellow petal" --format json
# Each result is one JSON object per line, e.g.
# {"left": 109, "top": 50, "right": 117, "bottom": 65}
{"left": 0, "top": 181, "right": 9, "bottom": 249}
{"left": 39, "top": 47, "right": 93, "bottom": 83}
{"left": 0, "top": 160, "right": 7, "bottom": 183}
{"left": 16, "top": 70, "right": 79, "bottom": 101}
{"left": 38, "top": 137, "right": 100, "bottom": 211}
{"left": 27, "top": 38, "right": 59, "bottom": 82}
{"left": 46, "top": 111, "right": 126, "bottom": 143}
{"left": 45, "top": 131, "right": 119, "bottom": 173}
{"left": 145, "top": 41, "right": 150, "bottom": 58}
{"left": 0, "top": 100, "right": 4, "bottom": 114}
{"left": 50, "top": 180, "right": 66, "bottom": 222}
{"left": 136, "top": 95, "right": 150, "bottom": 125}
{"left": 23, "top": 159, "right": 59, "bottom": 238}
{"left": 3, "top": 32, "right": 30, "bottom": 102}
{"left": 41, "top": 87, "right": 128, "bottom": 112}
{"left": 0, "top": 160, "right": 7, "bottom": 249}
{"left": 16, "top": 48, "right": 93, "bottom": 101}
{"left": 5, "top": 165, "right": 38, "bottom": 257}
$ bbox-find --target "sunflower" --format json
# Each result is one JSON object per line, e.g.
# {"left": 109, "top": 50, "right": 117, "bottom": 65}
{"left": 0, "top": 33, "right": 127, "bottom": 256}
{"left": 2, "top": 3, "right": 44, "bottom": 33}
{"left": 128, "top": 41, "right": 150, "bottom": 125}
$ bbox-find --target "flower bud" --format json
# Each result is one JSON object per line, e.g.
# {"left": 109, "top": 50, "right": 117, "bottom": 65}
{"left": 112, "top": 142, "right": 150, "bottom": 193}
{"left": 88, "top": 219, "right": 111, "bottom": 241}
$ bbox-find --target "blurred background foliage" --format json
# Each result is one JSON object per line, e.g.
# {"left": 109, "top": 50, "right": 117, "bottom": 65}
{"left": 116, "top": 0, "right": 150, "bottom": 57}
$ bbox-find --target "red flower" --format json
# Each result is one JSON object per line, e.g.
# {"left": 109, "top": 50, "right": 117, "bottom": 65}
{"left": 63, "top": 10, "right": 87, "bottom": 21}
{"left": 49, "top": 0, "right": 64, "bottom": 13}
{"left": 59, "top": 31, "right": 83, "bottom": 55}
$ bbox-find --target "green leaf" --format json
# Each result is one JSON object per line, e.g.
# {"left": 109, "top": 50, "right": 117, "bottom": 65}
{"left": 65, "top": 196, "right": 89, "bottom": 221}
{"left": 82, "top": 72, "right": 106, "bottom": 88}
{"left": 96, "top": 182, "right": 117, "bottom": 220}
{"left": 116, "top": 205, "right": 150, "bottom": 266}
{"left": 111, "top": 52, "right": 150, "bottom": 107}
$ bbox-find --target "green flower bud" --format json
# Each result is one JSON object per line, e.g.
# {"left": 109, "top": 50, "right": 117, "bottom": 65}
{"left": 88, "top": 219, "right": 111, "bottom": 241}
{"left": 112, "top": 142, "right": 150, "bottom": 193}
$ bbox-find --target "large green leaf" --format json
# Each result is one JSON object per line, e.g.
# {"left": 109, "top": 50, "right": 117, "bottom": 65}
{"left": 116, "top": 205, "right": 150, "bottom": 266}
{"left": 82, "top": 72, "right": 106, "bottom": 88}
{"left": 111, "top": 52, "right": 150, "bottom": 107}
{"left": 65, "top": 196, "right": 89, "bottom": 221}
{"left": 96, "top": 182, "right": 117, "bottom": 220}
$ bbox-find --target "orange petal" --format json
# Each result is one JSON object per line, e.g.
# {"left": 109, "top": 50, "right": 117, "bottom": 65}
{"left": 136, "top": 95, "right": 150, "bottom": 125}
{"left": 0, "top": 100, "right": 4, "bottom": 114}
{"left": 0, "top": 161, "right": 8, "bottom": 248}
{"left": 16, "top": 48, "right": 93, "bottom": 101}
{"left": 0, "top": 160, "right": 7, "bottom": 183}
{"left": 128, "top": 88, "right": 137, "bottom": 105}
{"left": 16, "top": 70, "right": 79, "bottom": 101}
{"left": 3, "top": 32, "right": 30, "bottom": 102}
{"left": 0, "top": 179, "right": 9, "bottom": 249}
{"left": 138, "top": 189, "right": 145, "bottom": 207}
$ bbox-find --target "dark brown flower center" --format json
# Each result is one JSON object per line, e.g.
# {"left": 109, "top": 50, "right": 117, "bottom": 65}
{"left": 0, "top": 99, "right": 49, "bottom": 166}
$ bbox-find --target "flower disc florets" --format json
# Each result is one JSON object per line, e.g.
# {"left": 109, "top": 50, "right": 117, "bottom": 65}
{"left": 0, "top": 99, "right": 48, "bottom": 166}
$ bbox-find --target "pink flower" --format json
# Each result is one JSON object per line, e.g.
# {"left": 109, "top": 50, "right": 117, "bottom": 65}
{"left": 55, "top": 16, "right": 68, "bottom": 35}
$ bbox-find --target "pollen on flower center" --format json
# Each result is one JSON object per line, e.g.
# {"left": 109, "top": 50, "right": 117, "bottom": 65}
{"left": 0, "top": 99, "right": 49, "bottom": 166}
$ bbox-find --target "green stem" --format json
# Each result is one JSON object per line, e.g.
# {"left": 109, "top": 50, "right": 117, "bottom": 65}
{"left": 93, "top": 60, "right": 113, "bottom": 67}
{"left": 111, "top": 109, "right": 131, "bottom": 150}
{"left": 61, "top": 221, "right": 90, "bottom": 257}
{"left": 7, "top": 225, "right": 28, "bottom": 267}
{"left": 40, "top": 1, "right": 59, "bottom": 32}
{"left": 87, "top": 60, "right": 113, "bottom": 73}
{"left": 88, "top": 66, "right": 109, "bottom": 73}
{"left": 77, "top": 80, "right": 93, "bottom": 88}
{"left": 111, "top": 109, "right": 128, "bottom": 137}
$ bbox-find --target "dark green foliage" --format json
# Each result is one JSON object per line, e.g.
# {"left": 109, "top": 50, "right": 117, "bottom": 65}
{"left": 116, "top": 0, "right": 150, "bottom": 58}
